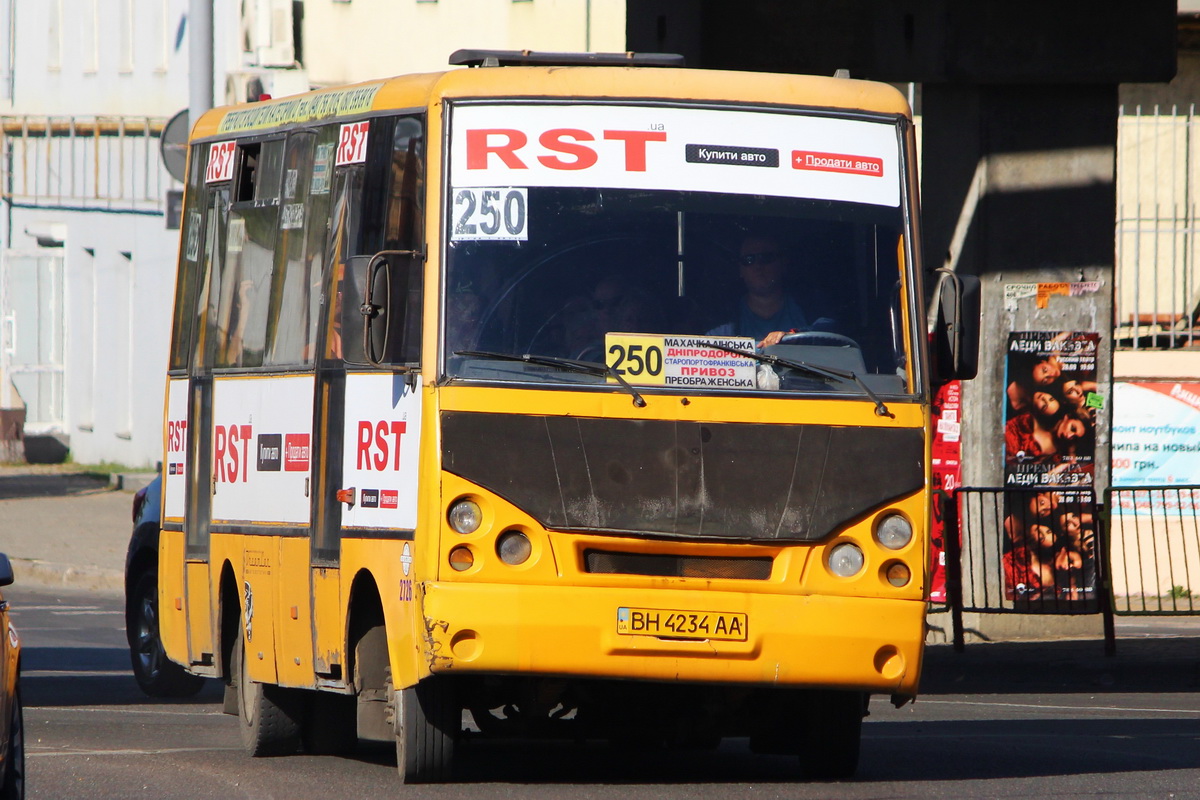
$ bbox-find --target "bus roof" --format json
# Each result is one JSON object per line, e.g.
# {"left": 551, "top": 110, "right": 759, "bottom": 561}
{"left": 190, "top": 65, "right": 910, "bottom": 142}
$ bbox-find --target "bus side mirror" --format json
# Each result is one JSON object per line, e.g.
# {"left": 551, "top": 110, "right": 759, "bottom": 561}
{"left": 930, "top": 270, "right": 981, "bottom": 383}
{"left": 343, "top": 250, "right": 423, "bottom": 369}
{"left": 0, "top": 553, "right": 13, "bottom": 587}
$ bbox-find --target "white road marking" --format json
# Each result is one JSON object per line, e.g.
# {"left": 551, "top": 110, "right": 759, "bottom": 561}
{"left": 23, "top": 670, "right": 135, "bottom": 677}
{"left": 30, "top": 706, "right": 223, "bottom": 716}
{"left": 29, "top": 746, "right": 239, "bottom": 757}
{"left": 9, "top": 605, "right": 102, "bottom": 612}
{"left": 915, "top": 698, "right": 1200, "bottom": 715}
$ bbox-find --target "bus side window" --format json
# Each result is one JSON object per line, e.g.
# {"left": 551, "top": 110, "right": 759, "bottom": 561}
{"left": 169, "top": 143, "right": 208, "bottom": 372}
{"left": 215, "top": 139, "right": 284, "bottom": 368}
{"left": 196, "top": 188, "right": 229, "bottom": 371}
{"left": 323, "top": 168, "right": 364, "bottom": 363}
{"left": 265, "top": 129, "right": 331, "bottom": 367}
{"left": 324, "top": 114, "right": 425, "bottom": 368}
{"left": 386, "top": 115, "right": 425, "bottom": 366}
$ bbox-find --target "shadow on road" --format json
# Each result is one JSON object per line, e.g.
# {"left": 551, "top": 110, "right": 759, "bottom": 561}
{"left": 19, "top": 645, "right": 223, "bottom": 708}
{"left": 922, "top": 636, "right": 1200, "bottom": 695}
{"left": 346, "top": 719, "right": 1200, "bottom": 784}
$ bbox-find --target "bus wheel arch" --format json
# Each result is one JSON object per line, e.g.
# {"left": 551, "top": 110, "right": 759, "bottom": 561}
{"left": 218, "top": 561, "right": 240, "bottom": 687}
{"left": 346, "top": 571, "right": 388, "bottom": 742}
{"left": 345, "top": 569, "right": 457, "bottom": 782}
{"left": 219, "top": 559, "right": 303, "bottom": 756}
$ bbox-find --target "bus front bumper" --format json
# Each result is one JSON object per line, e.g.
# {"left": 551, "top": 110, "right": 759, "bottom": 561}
{"left": 420, "top": 583, "right": 925, "bottom": 697}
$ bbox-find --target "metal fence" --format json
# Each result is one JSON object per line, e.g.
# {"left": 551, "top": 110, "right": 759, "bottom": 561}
{"left": 1116, "top": 103, "right": 1200, "bottom": 350}
{"left": 944, "top": 487, "right": 1115, "bottom": 652}
{"left": 1106, "top": 485, "right": 1200, "bottom": 614}
{"left": 950, "top": 487, "right": 1104, "bottom": 615}
{"left": 944, "top": 485, "right": 1200, "bottom": 650}
{"left": 0, "top": 115, "right": 175, "bottom": 214}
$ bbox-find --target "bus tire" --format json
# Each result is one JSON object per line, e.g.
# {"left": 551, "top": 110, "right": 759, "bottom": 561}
{"left": 798, "top": 690, "right": 865, "bottom": 781}
{"left": 128, "top": 570, "right": 205, "bottom": 698}
{"left": 233, "top": 625, "right": 302, "bottom": 757}
{"left": 390, "top": 672, "right": 457, "bottom": 783}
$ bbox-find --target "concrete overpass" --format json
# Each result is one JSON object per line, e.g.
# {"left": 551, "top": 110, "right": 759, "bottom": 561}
{"left": 628, "top": 1, "right": 1179, "bottom": 492}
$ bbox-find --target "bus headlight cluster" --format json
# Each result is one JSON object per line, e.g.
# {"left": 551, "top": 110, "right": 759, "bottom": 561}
{"left": 448, "top": 498, "right": 482, "bottom": 534}
{"left": 828, "top": 542, "right": 865, "bottom": 577}
{"left": 874, "top": 514, "right": 913, "bottom": 550}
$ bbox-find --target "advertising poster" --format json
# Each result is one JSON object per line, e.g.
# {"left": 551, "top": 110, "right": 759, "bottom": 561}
{"left": 929, "top": 380, "right": 962, "bottom": 604}
{"left": 1002, "top": 331, "right": 1101, "bottom": 608}
{"left": 1001, "top": 488, "right": 1097, "bottom": 608}
{"left": 1112, "top": 381, "right": 1200, "bottom": 517}
{"left": 1112, "top": 381, "right": 1200, "bottom": 486}
{"left": 1003, "top": 331, "right": 1100, "bottom": 489}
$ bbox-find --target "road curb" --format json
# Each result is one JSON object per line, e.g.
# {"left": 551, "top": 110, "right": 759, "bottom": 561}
{"left": 107, "top": 472, "right": 155, "bottom": 492}
{"left": 10, "top": 557, "right": 123, "bottom": 596}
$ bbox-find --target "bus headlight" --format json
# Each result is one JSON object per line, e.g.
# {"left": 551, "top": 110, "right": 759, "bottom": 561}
{"left": 828, "top": 542, "right": 865, "bottom": 578}
{"left": 448, "top": 498, "right": 482, "bottom": 534}
{"left": 496, "top": 530, "right": 532, "bottom": 566}
{"left": 874, "top": 514, "right": 913, "bottom": 550}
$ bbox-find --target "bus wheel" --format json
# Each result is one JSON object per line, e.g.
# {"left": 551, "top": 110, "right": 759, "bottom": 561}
{"left": 798, "top": 690, "right": 866, "bottom": 781}
{"left": 388, "top": 671, "right": 458, "bottom": 783}
{"left": 232, "top": 624, "right": 303, "bottom": 756}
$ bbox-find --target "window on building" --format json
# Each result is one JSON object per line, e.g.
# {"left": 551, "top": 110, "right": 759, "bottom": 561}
{"left": 152, "top": 0, "right": 169, "bottom": 72}
{"left": 81, "top": 0, "right": 99, "bottom": 73}
{"left": 119, "top": 0, "right": 134, "bottom": 73}
{"left": 48, "top": 0, "right": 63, "bottom": 71}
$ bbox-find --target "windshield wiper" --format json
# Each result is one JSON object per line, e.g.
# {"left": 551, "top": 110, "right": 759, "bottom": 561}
{"left": 454, "top": 350, "right": 647, "bottom": 408}
{"left": 707, "top": 343, "right": 892, "bottom": 418}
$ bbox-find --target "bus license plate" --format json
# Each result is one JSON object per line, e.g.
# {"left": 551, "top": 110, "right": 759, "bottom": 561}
{"left": 616, "top": 607, "right": 747, "bottom": 641}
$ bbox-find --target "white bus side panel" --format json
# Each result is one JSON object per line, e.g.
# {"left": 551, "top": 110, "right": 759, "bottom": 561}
{"left": 164, "top": 378, "right": 190, "bottom": 520}
{"left": 340, "top": 373, "right": 421, "bottom": 531}
{"left": 211, "top": 375, "right": 315, "bottom": 525}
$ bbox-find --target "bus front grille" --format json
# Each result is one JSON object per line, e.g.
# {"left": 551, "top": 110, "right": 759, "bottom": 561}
{"left": 583, "top": 550, "right": 773, "bottom": 580}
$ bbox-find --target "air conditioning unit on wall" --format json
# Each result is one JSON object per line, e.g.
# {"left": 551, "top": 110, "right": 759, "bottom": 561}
{"left": 242, "top": 0, "right": 296, "bottom": 68}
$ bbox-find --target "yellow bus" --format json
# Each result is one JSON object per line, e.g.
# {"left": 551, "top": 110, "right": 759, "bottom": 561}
{"left": 157, "top": 49, "right": 978, "bottom": 782}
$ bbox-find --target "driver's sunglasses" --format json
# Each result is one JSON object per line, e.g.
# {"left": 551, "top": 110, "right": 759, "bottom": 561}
{"left": 738, "top": 251, "right": 784, "bottom": 266}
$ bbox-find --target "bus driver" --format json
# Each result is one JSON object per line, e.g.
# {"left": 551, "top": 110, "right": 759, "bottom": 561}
{"left": 707, "top": 234, "right": 831, "bottom": 348}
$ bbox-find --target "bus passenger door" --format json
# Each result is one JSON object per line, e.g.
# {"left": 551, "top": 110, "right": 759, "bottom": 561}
{"left": 309, "top": 165, "right": 361, "bottom": 681}
{"left": 183, "top": 186, "right": 229, "bottom": 672}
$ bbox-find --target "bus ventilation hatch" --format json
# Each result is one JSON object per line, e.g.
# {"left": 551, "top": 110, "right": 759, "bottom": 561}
{"left": 583, "top": 550, "right": 772, "bottom": 580}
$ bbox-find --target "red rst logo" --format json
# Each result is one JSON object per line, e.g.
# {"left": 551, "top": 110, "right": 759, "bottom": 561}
{"left": 206, "top": 141, "right": 236, "bottom": 183}
{"left": 284, "top": 433, "right": 311, "bottom": 472}
{"left": 214, "top": 424, "right": 253, "bottom": 483}
{"left": 336, "top": 121, "right": 370, "bottom": 165}
{"left": 356, "top": 420, "right": 407, "bottom": 472}
{"left": 466, "top": 128, "right": 667, "bottom": 172}
{"left": 167, "top": 420, "right": 187, "bottom": 453}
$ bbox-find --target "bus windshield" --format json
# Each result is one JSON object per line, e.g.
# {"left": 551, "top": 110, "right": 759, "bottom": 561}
{"left": 442, "top": 102, "right": 913, "bottom": 397}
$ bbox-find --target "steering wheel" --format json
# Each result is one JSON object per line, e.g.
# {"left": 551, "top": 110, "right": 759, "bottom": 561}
{"left": 778, "top": 331, "right": 860, "bottom": 349}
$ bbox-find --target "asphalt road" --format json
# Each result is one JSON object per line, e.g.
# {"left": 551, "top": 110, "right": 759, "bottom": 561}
{"left": 9, "top": 583, "right": 1200, "bottom": 799}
